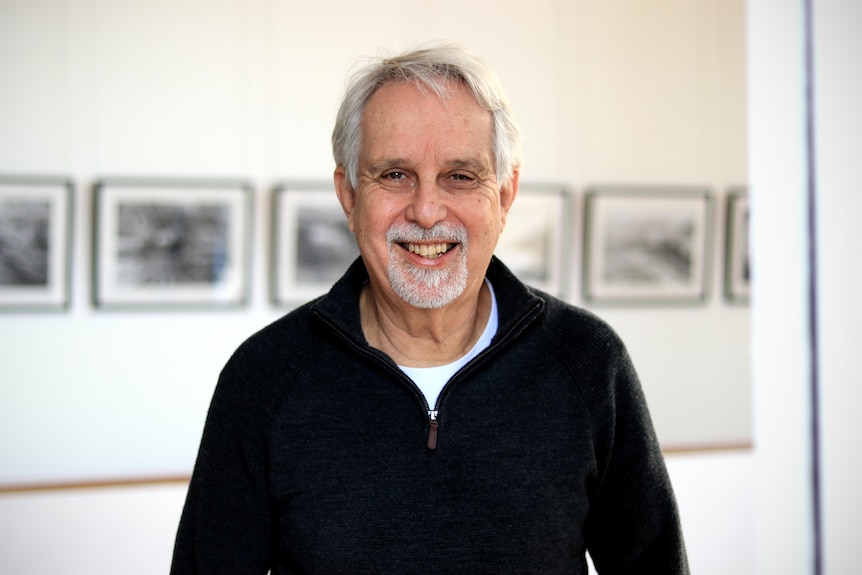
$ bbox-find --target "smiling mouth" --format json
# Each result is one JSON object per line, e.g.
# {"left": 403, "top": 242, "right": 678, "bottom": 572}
{"left": 400, "top": 242, "right": 458, "bottom": 259}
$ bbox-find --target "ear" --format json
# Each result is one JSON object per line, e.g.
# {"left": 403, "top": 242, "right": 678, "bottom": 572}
{"left": 498, "top": 169, "right": 520, "bottom": 229}
{"left": 333, "top": 167, "right": 357, "bottom": 232}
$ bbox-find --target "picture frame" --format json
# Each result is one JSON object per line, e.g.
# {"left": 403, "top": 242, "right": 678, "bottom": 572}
{"left": 724, "top": 189, "right": 750, "bottom": 303}
{"left": 93, "top": 179, "right": 252, "bottom": 308}
{"left": 495, "top": 183, "right": 571, "bottom": 297}
{"left": 0, "top": 177, "right": 74, "bottom": 311}
{"left": 271, "top": 183, "right": 358, "bottom": 305}
{"left": 583, "top": 187, "right": 713, "bottom": 304}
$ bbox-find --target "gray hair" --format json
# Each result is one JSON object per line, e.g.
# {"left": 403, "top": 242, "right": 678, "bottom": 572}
{"left": 332, "top": 44, "right": 522, "bottom": 190}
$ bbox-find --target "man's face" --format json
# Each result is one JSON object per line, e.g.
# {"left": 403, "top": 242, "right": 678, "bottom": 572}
{"left": 335, "top": 80, "right": 517, "bottom": 309}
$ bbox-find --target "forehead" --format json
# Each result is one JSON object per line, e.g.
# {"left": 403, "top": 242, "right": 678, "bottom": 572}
{"left": 360, "top": 80, "right": 494, "bottom": 164}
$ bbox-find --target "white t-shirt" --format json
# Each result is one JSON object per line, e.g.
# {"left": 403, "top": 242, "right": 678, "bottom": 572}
{"left": 398, "top": 280, "right": 498, "bottom": 410}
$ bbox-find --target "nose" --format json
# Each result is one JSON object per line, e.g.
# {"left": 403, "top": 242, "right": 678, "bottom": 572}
{"left": 404, "top": 178, "right": 448, "bottom": 228}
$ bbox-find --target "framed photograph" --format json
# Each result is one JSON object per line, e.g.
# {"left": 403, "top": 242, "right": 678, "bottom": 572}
{"left": 0, "top": 177, "right": 73, "bottom": 310}
{"left": 583, "top": 187, "right": 713, "bottom": 304}
{"left": 724, "top": 189, "right": 750, "bottom": 303}
{"left": 272, "top": 183, "right": 358, "bottom": 305}
{"left": 93, "top": 179, "right": 252, "bottom": 308}
{"left": 495, "top": 184, "right": 571, "bottom": 297}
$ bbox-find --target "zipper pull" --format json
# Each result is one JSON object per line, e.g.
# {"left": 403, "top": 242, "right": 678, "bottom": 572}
{"left": 427, "top": 420, "right": 439, "bottom": 450}
{"left": 427, "top": 410, "right": 439, "bottom": 450}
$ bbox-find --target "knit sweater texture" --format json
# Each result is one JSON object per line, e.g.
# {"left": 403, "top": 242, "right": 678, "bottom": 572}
{"left": 171, "top": 257, "right": 689, "bottom": 574}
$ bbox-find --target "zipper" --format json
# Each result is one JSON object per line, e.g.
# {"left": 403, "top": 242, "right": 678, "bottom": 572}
{"left": 427, "top": 411, "right": 439, "bottom": 450}
{"left": 429, "top": 298, "right": 543, "bottom": 426}
{"left": 314, "top": 298, "right": 542, "bottom": 451}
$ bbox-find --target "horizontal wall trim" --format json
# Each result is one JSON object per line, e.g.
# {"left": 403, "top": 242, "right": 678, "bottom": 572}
{"left": 661, "top": 440, "right": 752, "bottom": 455}
{"left": 0, "top": 474, "right": 191, "bottom": 495}
{"left": 0, "top": 442, "right": 752, "bottom": 495}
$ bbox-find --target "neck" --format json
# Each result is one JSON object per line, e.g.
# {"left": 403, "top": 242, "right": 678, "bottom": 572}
{"left": 360, "top": 279, "right": 491, "bottom": 368}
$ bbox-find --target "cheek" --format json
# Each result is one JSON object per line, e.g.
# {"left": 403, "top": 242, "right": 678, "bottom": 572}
{"left": 474, "top": 196, "right": 505, "bottom": 233}
{"left": 351, "top": 197, "right": 378, "bottom": 233}
{"left": 352, "top": 199, "right": 396, "bottom": 250}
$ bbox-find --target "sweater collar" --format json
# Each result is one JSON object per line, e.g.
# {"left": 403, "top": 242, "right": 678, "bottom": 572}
{"left": 311, "top": 256, "right": 545, "bottom": 348}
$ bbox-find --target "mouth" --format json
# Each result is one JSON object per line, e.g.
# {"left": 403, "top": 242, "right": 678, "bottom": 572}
{"left": 399, "top": 242, "right": 458, "bottom": 259}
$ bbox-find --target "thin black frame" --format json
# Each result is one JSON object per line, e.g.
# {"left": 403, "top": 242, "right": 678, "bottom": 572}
{"left": 583, "top": 186, "right": 713, "bottom": 305}
{"left": 494, "top": 183, "right": 572, "bottom": 298}
{"left": 0, "top": 176, "right": 74, "bottom": 311}
{"left": 93, "top": 178, "right": 252, "bottom": 309}
{"left": 724, "top": 188, "right": 750, "bottom": 303}
{"left": 271, "top": 182, "right": 358, "bottom": 306}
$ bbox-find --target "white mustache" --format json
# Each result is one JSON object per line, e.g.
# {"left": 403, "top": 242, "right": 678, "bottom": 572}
{"left": 386, "top": 222, "right": 468, "bottom": 246}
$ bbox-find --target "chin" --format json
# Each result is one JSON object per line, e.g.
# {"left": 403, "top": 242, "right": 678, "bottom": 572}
{"left": 388, "top": 262, "right": 468, "bottom": 309}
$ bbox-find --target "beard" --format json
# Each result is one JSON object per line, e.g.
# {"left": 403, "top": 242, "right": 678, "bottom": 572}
{"left": 386, "top": 222, "right": 469, "bottom": 309}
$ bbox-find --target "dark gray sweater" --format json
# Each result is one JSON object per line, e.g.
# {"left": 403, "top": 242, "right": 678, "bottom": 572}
{"left": 171, "top": 257, "right": 688, "bottom": 574}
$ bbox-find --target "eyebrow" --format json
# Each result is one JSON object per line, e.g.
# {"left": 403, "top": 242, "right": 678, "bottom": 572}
{"left": 364, "top": 157, "right": 493, "bottom": 175}
{"left": 364, "top": 159, "right": 410, "bottom": 174}
{"left": 445, "top": 158, "right": 493, "bottom": 173}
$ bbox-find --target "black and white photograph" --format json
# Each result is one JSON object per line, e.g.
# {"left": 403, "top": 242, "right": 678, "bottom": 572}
{"left": 494, "top": 184, "right": 570, "bottom": 297}
{"left": 272, "top": 184, "right": 358, "bottom": 305}
{"left": 583, "top": 187, "right": 712, "bottom": 303}
{"left": 725, "top": 189, "right": 750, "bottom": 303}
{"left": 0, "top": 178, "right": 73, "bottom": 310}
{"left": 94, "top": 180, "right": 251, "bottom": 307}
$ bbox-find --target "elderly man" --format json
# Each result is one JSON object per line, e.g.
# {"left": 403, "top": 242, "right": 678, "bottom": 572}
{"left": 171, "top": 44, "right": 688, "bottom": 574}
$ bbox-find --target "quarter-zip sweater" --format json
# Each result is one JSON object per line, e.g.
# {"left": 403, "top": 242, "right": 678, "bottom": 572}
{"left": 171, "top": 257, "right": 689, "bottom": 575}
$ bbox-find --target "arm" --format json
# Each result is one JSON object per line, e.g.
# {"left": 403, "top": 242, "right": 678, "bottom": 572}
{"left": 170, "top": 349, "right": 275, "bottom": 575}
{"left": 584, "top": 342, "right": 689, "bottom": 574}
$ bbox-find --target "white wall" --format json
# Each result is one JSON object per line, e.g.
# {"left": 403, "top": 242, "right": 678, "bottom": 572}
{"left": 813, "top": 2, "right": 862, "bottom": 573}
{"left": 748, "top": 0, "right": 862, "bottom": 573}
{"left": 5, "top": 1, "right": 859, "bottom": 574}
{"left": 747, "top": 1, "right": 816, "bottom": 572}
{"left": 0, "top": 0, "right": 750, "bottom": 489}
{"left": 0, "top": 0, "right": 758, "bottom": 573}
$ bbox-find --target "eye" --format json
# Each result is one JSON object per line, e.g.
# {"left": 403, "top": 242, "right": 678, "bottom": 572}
{"left": 442, "top": 172, "right": 478, "bottom": 191}
{"left": 378, "top": 171, "right": 414, "bottom": 190}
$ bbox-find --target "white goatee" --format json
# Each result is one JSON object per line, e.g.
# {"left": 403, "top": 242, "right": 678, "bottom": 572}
{"left": 386, "top": 222, "right": 469, "bottom": 309}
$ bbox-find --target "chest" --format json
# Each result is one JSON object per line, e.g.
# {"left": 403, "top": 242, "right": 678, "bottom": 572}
{"left": 266, "top": 366, "right": 597, "bottom": 573}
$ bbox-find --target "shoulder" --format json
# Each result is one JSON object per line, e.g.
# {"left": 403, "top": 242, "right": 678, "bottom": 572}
{"left": 224, "top": 299, "right": 322, "bottom": 378}
{"left": 488, "top": 257, "right": 623, "bottom": 352}
{"left": 209, "top": 300, "right": 324, "bottom": 413}
{"left": 534, "top": 291, "right": 629, "bottom": 362}
{"left": 487, "top": 257, "right": 631, "bottom": 375}
{"left": 524, "top": 291, "right": 643, "bottom": 414}
{"left": 213, "top": 259, "right": 367, "bottom": 412}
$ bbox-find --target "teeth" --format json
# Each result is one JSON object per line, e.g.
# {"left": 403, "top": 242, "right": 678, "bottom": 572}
{"left": 404, "top": 243, "right": 453, "bottom": 258}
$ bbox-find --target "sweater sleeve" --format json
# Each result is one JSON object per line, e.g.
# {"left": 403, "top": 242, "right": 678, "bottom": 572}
{"left": 583, "top": 336, "right": 690, "bottom": 575}
{"left": 170, "top": 346, "right": 276, "bottom": 575}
